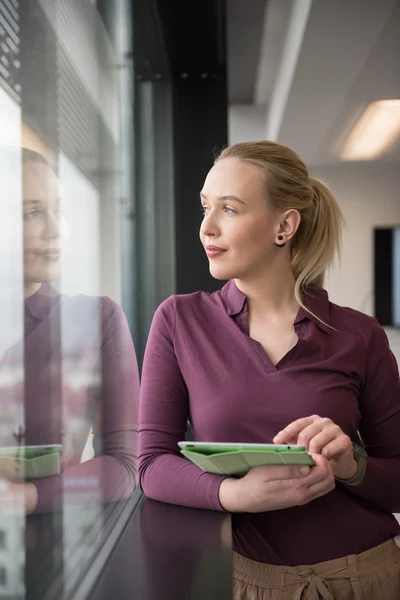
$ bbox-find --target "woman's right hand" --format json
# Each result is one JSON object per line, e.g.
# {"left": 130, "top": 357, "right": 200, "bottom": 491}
{"left": 218, "top": 453, "right": 335, "bottom": 513}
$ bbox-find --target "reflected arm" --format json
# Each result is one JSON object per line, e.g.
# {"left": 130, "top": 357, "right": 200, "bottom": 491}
{"left": 33, "top": 299, "right": 140, "bottom": 513}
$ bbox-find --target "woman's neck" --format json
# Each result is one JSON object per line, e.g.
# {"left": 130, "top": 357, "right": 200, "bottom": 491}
{"left": 235, "top": 263, "right": 298, "bottom": 318}
{"left": 24, "top": 282, "right": 42, "bottom": 300}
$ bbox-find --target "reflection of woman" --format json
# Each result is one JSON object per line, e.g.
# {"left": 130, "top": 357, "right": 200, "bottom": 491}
{"left": 2, "top": 149, "right": 139, "bottom": 513}
{"left": 139, "top": 142, "right": 400, "bottom": 599}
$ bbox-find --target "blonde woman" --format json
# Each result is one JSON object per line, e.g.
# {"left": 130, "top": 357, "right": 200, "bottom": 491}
{"left": 0, "top": 149, "right": 139, "bottom": 513}
{"left": 139, "top": 141, "right": 400, "bottom": 600}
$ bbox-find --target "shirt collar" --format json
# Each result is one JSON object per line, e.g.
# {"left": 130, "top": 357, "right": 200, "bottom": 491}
{"left": 220, "top": 279, "right": 247, "bottom": 317}
{"left": 295, "top": 285, "right": 331, "bottom": 334}
{"left": 25, "top": 283, "right": 58, "bottom": 320}
{"left": 220, "top": 279, "right": 331, "bottom": 335}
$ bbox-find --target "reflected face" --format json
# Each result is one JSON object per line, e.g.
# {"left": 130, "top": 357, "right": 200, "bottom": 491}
{"left": 23, "top": 160, "right": 68, "bottom": 285}
{"left": 199, "top": 157, "right": 278, "bottom": 281}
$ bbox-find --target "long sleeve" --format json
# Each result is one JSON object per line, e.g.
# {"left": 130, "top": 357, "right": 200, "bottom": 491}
{"left": 138, "top": 298, "right": 226, "bottom": 511}
{"left": 34, "top": 298, "right": 140, "bottom": 513}
{"left": 339, "top": 320, "right": 400, "bottom": 512}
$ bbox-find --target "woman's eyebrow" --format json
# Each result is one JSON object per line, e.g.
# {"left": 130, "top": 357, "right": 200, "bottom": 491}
{"left": 200, "top": 192, "right": 246, "bottom": 205}
{"left": 23, "top": 198, "right": 66, "bottom": 207}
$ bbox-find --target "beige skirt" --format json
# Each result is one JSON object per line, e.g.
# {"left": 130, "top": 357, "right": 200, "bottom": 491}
{"left": 233, "top": 538, "right": 400, "bottom": 600}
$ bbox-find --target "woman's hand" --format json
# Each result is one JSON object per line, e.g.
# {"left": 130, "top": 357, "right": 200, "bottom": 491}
{"left": 218, "top": 453, "right": 335, "bottom": 513}
{"left": 273, "top": 415, "right": 357, "bottom": 481}
{"left": 0, "top": 479, "right": 38, "bottom": 514}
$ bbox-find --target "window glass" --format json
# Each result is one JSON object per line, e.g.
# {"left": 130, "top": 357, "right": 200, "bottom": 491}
{"left": 0, "top": 1, "right": 141, "bottom": 598}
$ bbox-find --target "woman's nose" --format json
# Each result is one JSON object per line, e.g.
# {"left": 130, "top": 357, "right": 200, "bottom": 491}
{"left": 45, "top": 212, "right": 61, "bottom": 240}
{"left": 200, "top": 211, "right": 220, "bottom": 238}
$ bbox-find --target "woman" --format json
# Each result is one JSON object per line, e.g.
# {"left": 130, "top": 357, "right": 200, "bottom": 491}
{"left": 0, "top": 148, "right": 139, "bottom": 514}
{"left": 139, "top": 141, "right": 400, "bottom": 599}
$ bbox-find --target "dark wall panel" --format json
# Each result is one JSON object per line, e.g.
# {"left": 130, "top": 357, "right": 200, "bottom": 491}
{"left": 374, "top": 228, "right": 393, "bottom": 326}
{"left": 173, "top": 77, "right": 228, "bottom": 294}
{"left": 156, "top": 0, "right": 225, "bottom": 78}
{"left": 156, "top": 0, "right": 228, "bottom": 294}
{"left": 135, "top": 0, "right": 228, "bottom": 295}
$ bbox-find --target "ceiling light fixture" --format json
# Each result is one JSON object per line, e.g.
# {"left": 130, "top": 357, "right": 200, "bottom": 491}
{"left": 340, "top": 99, "right": 400, "bottom": 160}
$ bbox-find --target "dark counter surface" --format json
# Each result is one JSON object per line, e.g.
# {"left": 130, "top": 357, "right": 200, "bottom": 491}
{"left": 89, "top": 496, "right": 233, "bottom": 600}
{"left": 21, "top": 494, "right": 232, "bottom": 600}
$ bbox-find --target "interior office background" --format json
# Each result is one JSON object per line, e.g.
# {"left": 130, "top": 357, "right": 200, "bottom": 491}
{"left": 228, "top": 0, "right": 400, "bottom": 358}
{"left": 0, "top": 0, "right": 399, "bottom": 598}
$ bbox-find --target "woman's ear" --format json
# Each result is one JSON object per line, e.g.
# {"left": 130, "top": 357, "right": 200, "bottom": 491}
{"left": 279, "top": 209, "right": 301, "bottom": 241}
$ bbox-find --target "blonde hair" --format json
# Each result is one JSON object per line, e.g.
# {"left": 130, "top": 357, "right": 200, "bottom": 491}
{"left": 215, "top": 141, "right": 344, "bottom": 319}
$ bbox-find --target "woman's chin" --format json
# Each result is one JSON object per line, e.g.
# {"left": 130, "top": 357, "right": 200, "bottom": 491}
{"left": 209, "top": 265, "right": 234, "bottom": 281}
{"left": 25, "top": 266, "right": 60, "bottom": 284}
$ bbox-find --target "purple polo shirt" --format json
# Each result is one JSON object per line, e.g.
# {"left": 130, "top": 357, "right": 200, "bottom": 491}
{"left": 1, "top": 284, "right": 139, "bottom": 512}
{"left": 139, "top": 279, "right": 400, "bottom": 566}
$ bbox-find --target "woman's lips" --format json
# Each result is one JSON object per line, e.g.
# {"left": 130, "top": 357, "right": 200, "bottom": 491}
{"left": 38, "top": 249, "right": 61, "bottom": 261}
{"left": 205, "top": 245, "right": 227, "bottom": 258}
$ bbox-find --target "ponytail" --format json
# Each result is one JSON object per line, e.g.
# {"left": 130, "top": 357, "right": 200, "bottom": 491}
{"left": 292, "top": 177, "right": 343, "bottom": 308}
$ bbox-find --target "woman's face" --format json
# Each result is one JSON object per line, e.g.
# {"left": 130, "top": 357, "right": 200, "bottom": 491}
{"left": 22, "top": 160, "right": 68, "bottom": 285}
{"left": 199, "top": 157, "right": 280, "bottom": 281}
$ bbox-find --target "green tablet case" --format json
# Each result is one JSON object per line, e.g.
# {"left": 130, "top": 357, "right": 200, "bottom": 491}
{"left": 180, "top": 446, "right": 315, "bottom": 476}
{"left": 0, "top": 452, "right": 61, "bottom": 481}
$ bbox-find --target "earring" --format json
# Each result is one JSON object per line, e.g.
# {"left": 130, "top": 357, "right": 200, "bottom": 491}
{"left": 275, "top": 235, "right": 286, "bottom": 248}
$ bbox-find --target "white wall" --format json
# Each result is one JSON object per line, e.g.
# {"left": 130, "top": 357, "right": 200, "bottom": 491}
{"left": 59, "top": 153, "right": 101, "bottom": 298}
{"left": 228, "top": 105, "right": 267, "bottom": 145}
{"left": 0, "top": 88, "right": 23, "bottom": 355}
{"left": 311, "top": 162, "right": 400, "bottom": 316}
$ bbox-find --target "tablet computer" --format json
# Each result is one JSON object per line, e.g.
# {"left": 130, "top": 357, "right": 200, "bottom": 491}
{"left": 178, "top": 441, "right": 315, "bottom": 476}
{"left": 0, "top": 444, "right": 62, "bottom": 459}
{"left": 0, "top": 444, "right": 62, "bottom": 481}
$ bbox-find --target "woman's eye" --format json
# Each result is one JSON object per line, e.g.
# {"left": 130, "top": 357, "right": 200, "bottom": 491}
{"left": 24, "top": 210, "right": 41, "bottom": 219}
{"left": 200, "top": 205, "right": 237, "bottom": 216}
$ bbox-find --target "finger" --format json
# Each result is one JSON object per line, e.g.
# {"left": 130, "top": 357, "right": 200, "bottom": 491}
{"left": 272, "top": 432, "right": 299, "bottom": 444}
{"left": 258, "top": 465, "right": 312, "bottom": 480}
{"left": 305, "top": 475, "right": 336, "bottom": 503}
{"left": 300, "top": 453, "right": 331, "bottom": 484}
{"left": 273, "top": 416, "right": 320, "bottom": 444}
{"left": 297, "top": 423, "right": 330, "bottom": 450}
{"left": 321, "top": 436, "right": 352, "bottom": 460}
{"left": 290, "top": 456, "right": 335, "bottom": 506}
{"left": 310, "top": 452, "right": 330, "bottom": 468}
{"left": 307, "top": 428, "right": 338, "bottom": 454}
{"left": 253, "top": 464, "right": 311, "bottom": 481}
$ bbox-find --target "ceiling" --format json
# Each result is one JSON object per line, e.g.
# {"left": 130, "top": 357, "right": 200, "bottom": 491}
{"left": 226, "top": 0, "right": 267, "bottom": 104}
{"left": 227, "top": 0, "right": 400, "bottom": 167}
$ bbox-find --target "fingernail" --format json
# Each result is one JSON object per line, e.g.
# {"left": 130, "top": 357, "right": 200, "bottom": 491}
{"left": 300, "top": 466, "right": 310, "bottom": 475}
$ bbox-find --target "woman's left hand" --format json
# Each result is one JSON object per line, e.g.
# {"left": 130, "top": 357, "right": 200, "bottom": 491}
{"left": 0, "top": 479, "right": 38, "bottom": 514}
{"left": 273, "top": 415, "right": 358, "bottom": 481}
